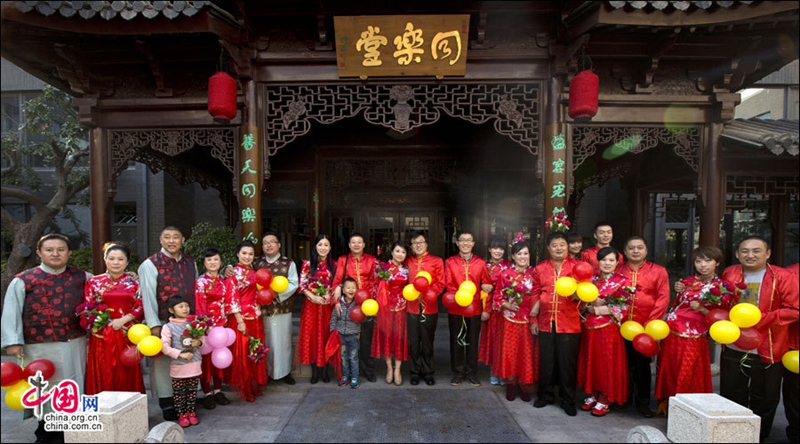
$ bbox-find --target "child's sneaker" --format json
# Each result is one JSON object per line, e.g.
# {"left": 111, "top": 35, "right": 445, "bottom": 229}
{"left": 178, "top": 415, "right": 190, "bottom": 428}
{"left": 350, "top": 377, "right": 359, "bottom": 389}
{"left": 338, "top": 378, "right": 348, "bottom": 387}
{"left": 188, "top": 413, "right": 199, "bottom": 425}
{"left": 489, "top": 374, "right": 501, "bottom": 386}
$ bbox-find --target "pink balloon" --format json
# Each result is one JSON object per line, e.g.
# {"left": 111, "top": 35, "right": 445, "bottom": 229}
{"left": 211, "top": 347, "right": 233, "bottom": 369}
{"left": 200, "top": 339, "right": 214, "bottom": 356}
{"left": 225, "top": 328, "right": 236, "bottom": 347}
{"left": 207, "top": 327, "right": 228, "bottom": 348}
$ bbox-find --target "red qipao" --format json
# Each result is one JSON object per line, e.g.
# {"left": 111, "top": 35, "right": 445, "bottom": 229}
{"left": 655, "top": 275, "right": 735, "bottom": 402}
{"left": 83, "top": 273, "right": 145, "bottom": 395}
{"left": 372, "top": 262, "right": 410, "bottom": 360}
{"left": 297, "top": 260, "right": 334, "bottom": 367}
{"left": 577, "top": 273, "right": 630, "bottom": 405}
{"left": 195, "top": 273, "right": 234, "bottom": 382}
{"left": 492, "top": 266, "right": 538, "bottom": 385}
{"left": 227, "top": 264, "right": 267, "bottom": 398}
{"left": 479, "top": 259, "right": 513, "bottom": 365}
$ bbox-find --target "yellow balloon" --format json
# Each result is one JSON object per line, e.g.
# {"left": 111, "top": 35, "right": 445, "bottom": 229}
{"left": 416, "top": 271, "right": 432, "bottom": 285}
{"left": 256, "top": 283, "right": 264, "bottom": 290}
{"left": 554, "top": 277, "right": 578, "bottom": 297}
{"left": 576, "top": 282, "right": 599, "bottom": 303}
{"left": 127, "top": 324, "right": 151, "bottom": 345}
{"left": 270, "top": 276, "right": 289, "bottom": 293}
{"left": 620, "top": 321, "right": 645, "bottom": 341}
{"left": 137, "top": 335, "right": 163, "bottom": 357}
{"left": 782, "top": 350, "right": 799, "bottom": 374}
{"left": 455, "top": 290, "right": 473, "bottom": 307}
{"left": 709, "top": 320, "right": 741, "bottom": 344}
{"left": 459, "top": 281, "right": 477, "bottom": 296}
{"left": 362, "top": 299, "right": 379, "bottom": 317}
{"left": 403, "top": 284, "right": 420, "bottom": 301}
{"left": 645, "top": 320, "right": 670, "bottom": 341}
{"left": 729, "top": 303, "right": 762, "bottom": 329}
{"left": 5, "top": 380, "right": 31, "bottom": 410}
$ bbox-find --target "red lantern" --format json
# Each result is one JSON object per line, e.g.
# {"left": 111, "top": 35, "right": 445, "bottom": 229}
{"left": 568, "top": 70, "right": 599, "bottom": 122}
{"left": 208, "top": 72, "right": 237, "bottom": 124}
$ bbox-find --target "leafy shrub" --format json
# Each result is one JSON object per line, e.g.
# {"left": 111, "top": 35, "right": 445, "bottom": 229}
{"left": 182, "top": 222, "right": 239, "bottom": 272}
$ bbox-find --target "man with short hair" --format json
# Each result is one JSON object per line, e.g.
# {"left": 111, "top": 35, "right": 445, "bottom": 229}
{"left": 720, "top": 236, "right": 798, "bottom": 441}
{"left": 444, "top": 231, "right": 493, "bottom": 387}
{"left": 139, "top": 226, "right": 198, "bottom": 421}
{"left": 404, "top": 231, "right": 445, "bottom": 386}
{"left": 616, "top": 236, "right": 670, "bottom": 418}
{"left": 581, "top": 222, "right": 618, "bottom": 275}
{"left": 2, "top": 233, "right": 91, "bottom": 443}
{"left": 254, "top": 232, "right": 299, "bottom": 385}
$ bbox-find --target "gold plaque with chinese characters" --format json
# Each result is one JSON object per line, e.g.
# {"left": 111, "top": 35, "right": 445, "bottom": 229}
{"left": 334, "top": 15, "right": 469, "bottom": 78}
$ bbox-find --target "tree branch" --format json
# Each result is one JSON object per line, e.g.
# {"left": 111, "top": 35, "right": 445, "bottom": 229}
{"left": 0, "top": 206, "right": 21, "bottom": 233}
{"left": 0, "top": 185, "right": 45, "bottom": 208}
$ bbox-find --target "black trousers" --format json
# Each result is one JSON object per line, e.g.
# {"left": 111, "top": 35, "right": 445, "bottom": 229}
{"left": 448, "top": 314, "right": 482, "bottom": 377}
{"left": 408, "top": 311, "right": 438, "bottom": 379}
{"left": 537, "top": 328, "right": 581, "bottom": 406}
{"left": 359, "top": 317, "right": 376, "bottom": 379}
{"left": 784, "top": 356, "right": 800, "bottom": 443}
{"left": 720, "top": 347, "right": 784, "bottom": 441}
{"left": 625, "top": 340, "right": 653, "bottom": 406}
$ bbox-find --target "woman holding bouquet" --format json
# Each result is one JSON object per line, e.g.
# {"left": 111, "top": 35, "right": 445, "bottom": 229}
{"left": 577, "top": 247, "right": 631, "bottom": 417}
{"left": 298, "top": 234, "right": 337, "bottom": 384}
{"left": 372, "top": 241, "right": 410, "bottom": 385}
{"left": 81, "top": 242, "right": 145, "bottom": 395}
{"left": 655, "top": 246, "right": 736, "bottom": 415}
{"left": 227, "top": 240, "right": 267, "bottom": 402}
{"left": 492, "top": 238, "right": 537, "bottom": 401}
{"left": 480, "top": 236, "right": 513, "bottom": 386}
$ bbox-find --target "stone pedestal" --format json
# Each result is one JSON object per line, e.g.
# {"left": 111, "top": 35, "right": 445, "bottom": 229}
{"left": 65, "top": 391, "right": 148, "bottom": 443}
{"left": 667, "top": 393, "right": 760, "bottom": 443}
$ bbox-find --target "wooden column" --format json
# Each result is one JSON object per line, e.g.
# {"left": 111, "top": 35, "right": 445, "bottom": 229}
{"left": 89, "top": 126, "right": 111, "bottom": 274}
{"left": 544, "top": 75, "right": 569, "bottom": 222}
{"left": 238, "top": 79, "right": 262, "bottom": 246}
{"left": 769, "top": 194, "right": 788, "bottom": 266}
{"left": 698, "top": 122, "right": 724, "bottom": 247}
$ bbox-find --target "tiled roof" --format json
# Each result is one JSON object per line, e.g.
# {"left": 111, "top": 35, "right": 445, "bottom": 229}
{"left": 607, "top": 1, "right": 754, "bottom": 11}
{"left": 14, "top": 1, "right": 208, "bottom": 20}
{"left": 722, "top": 119, "right": 799, "bottom": 156}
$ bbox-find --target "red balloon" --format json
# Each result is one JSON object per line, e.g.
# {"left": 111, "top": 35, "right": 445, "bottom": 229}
{"left": 119, "top": 346, "right": 143, "bottom": 367}
{"left": 572, "top": 262, "right": 594, "bottom": 282}
{"left": 442, "top": 292, "right": 457, "bottom": 309}
{"left": 462, "top": 302, "right": 479, "bottom": 318}
{"left": 24, "top": 359, "right": 56, "bottom": 381}
{"left": 706, "top": 309, "right": 729, "bottom": 326}
{"left": 413, "top": 276, "right": 430, "bottom": 293}
{"left": 256, "top": 288, "right": 276, "bottom": 305}
{"left": 350, "top": 305, "right": 366, "bottom": 323}
{"left": 255, "top": 268, "right": 273, "bottom": 287}
{"left": 1, "top": 362, "right": 24, "bottom": 387}
{"left": 355, "top": 289, "right": 371, "bottom": 306}
{"left": 733, "top": 327, "right": 764, "bottom": 350}
{"left": 422, "top": 288, "right": 439, "bottom": 306}
{"left": 632, "top": 333, "right": 660, "bottom": 358}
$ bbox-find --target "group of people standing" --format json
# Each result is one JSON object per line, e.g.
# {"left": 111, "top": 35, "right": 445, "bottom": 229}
{"left": 1, "top": 221, "right": 798, "bottom": 443}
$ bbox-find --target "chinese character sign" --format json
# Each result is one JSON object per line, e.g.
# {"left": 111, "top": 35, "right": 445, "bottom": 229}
{"left": 239, "top": 126, "right": 262, "bottom": 245}
{"left": 334, "top": 15, "right": 469, "bottom": 78}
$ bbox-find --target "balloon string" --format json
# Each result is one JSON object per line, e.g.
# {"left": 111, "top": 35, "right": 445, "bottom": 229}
{"left": 420, "top": 312, "right": 427, "bottom": 324}
{"left": 457, "top": 316, "right": 468, "bottom": 347}
{"left": 739, "top": 351, "right": 752, "bottom": 377}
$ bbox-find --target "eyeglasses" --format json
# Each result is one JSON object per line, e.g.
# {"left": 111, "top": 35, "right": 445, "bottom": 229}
{"left": 264, "top": 240, "right": 279, "bottom": 245}
{"left": 411, "top": 241, "right": 427, "bottom": 246}
{"left": 458, "top": 239, "right": 475, "bottom": 244}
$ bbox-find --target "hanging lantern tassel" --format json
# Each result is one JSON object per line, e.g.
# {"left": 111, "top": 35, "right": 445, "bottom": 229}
{"left": 568, "top": 69, "right": 599, "bottom": 122}
{"left": 208, "top": 72, "right": 238, "bottom": 124}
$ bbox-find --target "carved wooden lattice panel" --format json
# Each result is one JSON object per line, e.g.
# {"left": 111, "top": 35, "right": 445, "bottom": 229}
{"left": 726, "top": 175, "right": 799, "bottom": 209}
{"left": 261, "top": 83, "right": 540, "bottom": 156}
{"left": 571, "top": 126, "right": 700, "bottom": 172}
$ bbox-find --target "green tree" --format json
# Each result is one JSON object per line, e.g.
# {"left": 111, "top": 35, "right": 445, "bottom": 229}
{"left": 182, "top": 222, "right": 239, "bottom": 272}
{"left": 1, "top": 86, "right": 89, "bottom": 298}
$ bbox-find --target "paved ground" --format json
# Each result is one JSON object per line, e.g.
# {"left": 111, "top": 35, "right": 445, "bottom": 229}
{"left": 2, "top": 314, "right": 791, "bottom": 443}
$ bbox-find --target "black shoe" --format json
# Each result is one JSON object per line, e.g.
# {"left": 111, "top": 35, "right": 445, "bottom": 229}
{"left": 425, "top": 377, "right": 435, "bottom": 386}
{"left": 466, "top": 374, "right": 481, "bottom": 387}
{"left": 321, "top": 366, "right": 330, "bottom": 383}
{"left": 365, "top": 374, "right": 377, "bottom": 383}
{"left": 637, "top": 404, "right": 655, "bottom": 418}
{"left": 214, "top": 391, "right": 231, "bottom": 406}
{"left": 410, "top": 376, "right": 420, "bottom": 386}
{"left": 282, "top": 374, "right": 297, "bottom": 385}
{"left": 533, "top": 398, "right": 550, "bottom": 408}
{"left": 450, "top": 375, "right": 464, "bottom": 386}
{"left": 203, "top": 395, "right": 216, "bottom": 410}
{"left": 310, "top": 366, "right": 319, "bottom": 384}
{"left": 159, "top": 397, "right": 179, "bottom": 421}
{"left": 562, "top": 403, "right": 578, "bottom": 417}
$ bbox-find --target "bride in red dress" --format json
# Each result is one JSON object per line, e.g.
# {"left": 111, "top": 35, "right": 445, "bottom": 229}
{"left": 297, "top": 234, "right": 336, "bottom": 383}
{"left": 372, "top": 241, "right": 410, "bottom": 385}
{"left": 82, "top": 242, "right": 145, "bottom": 395}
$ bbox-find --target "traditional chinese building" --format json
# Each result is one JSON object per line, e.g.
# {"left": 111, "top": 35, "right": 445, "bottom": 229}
{"left": 1, "top": 1, "right": 797, "bottom": 273}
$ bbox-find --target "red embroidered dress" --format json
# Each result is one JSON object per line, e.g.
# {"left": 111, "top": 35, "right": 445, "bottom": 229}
{"left": 372, "top": 261, "right": 410, "bottom": 360}
{"left": 83, "top": 273, "right": 145, "bottom": 395}
{"left": 297, "top": 260, "right": 334, "bottom": 367}
{"left": 577, "top": 273, "right": 630, "bottom": 405}
{"left": 655, "top": 275, "right": 735, "bottom": 402}
{"left": 492, "top": 266, "right": 538, "bottom": 384}
{"left": 227, "top": 264, "right": 267, "bottom": 398}
{"left": 195, "top": 273, "right": 234, "bottom": 382}
{"left": 479, "top": 259, "right": 513, "bottom": 365}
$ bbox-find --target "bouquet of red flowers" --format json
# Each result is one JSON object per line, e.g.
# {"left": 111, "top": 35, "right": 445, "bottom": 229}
{"left": 76, "top": 301, "right": 110, "bottom": 334}
{"left": 181, "top": 315, "right": 212, "bottom": 353}
{"left": 247, "top": 335, "right": 270, "bottom": 364}
{"left": 502, "top": 286, "right": 524, "bottom": 304}
{"left": 546, "top": 212, "right": 571, "bottom": 233}
{"left": 376, "top": 262, "right": 391, "bottom": 281}
{"left": 699, "top": 281, "right": 743, "bottom": 305}
{"left": 311, "top": 279, "right": 330, "bottom": 302}
{"left": 606, "top": 285, "right": 636, "bottom": 319}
